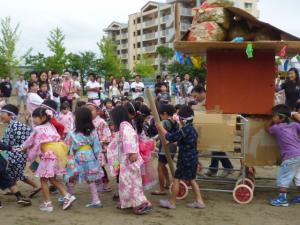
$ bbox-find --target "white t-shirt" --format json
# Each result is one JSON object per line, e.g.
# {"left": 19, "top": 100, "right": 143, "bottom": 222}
{"left": 123, "top": 81, "right": 130, "bottom": 93}
{"left": 131, "top": 81, "right": 145, "bottom": 99}
{"left": 15, "top": 80, "right": 28, "bottom": 97}
{"left": 86, "top": 80, "right": 100, "bottom": 99}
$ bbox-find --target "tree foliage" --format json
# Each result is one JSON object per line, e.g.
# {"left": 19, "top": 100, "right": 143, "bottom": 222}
{"left": 46, "top": 27, "right": 67, "bottom": 73}
{"left": 168, "top": 61, "right": 206, "bottom": 83}
{"left": 134, "top": 55, "right": 156, "bottom": 78}
{"left": 0, "top": 17, "right": 31, "bottom": 77}
{"left": 97, "top": 36, "right": 124, "bottom": 78}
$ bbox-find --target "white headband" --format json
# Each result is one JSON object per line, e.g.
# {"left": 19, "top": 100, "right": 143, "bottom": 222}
{"left": 0, "top": 109, "right": 16, "bottom": 117}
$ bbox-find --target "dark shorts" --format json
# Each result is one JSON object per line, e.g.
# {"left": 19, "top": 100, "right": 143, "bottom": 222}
{"left": 174, "top": 163, "right": 198, "bottom": 181}
{"left": 158, "top": 154, "right": 176, "bottom": 165}
{"left": 0, "top": 172, "right": 15, "bottom": 190}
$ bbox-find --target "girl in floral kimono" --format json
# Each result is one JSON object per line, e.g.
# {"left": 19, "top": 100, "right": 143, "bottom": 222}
{"left": 64, "top": 107, "right": 104, "bottom": 208}
{"left": 108, "top": 105, "right": 151, "bottom": 215}
{"left": 85, "top": 102, "right": 112, "bottom": 192}
{"left": 0, "top": 104, "right": 40, "bottom": 197}
{"left": 21, "top": 107, "right": 76, "bottom": 212}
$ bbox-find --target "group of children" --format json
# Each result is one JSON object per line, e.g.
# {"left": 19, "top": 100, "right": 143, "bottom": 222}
{"left": 0, "top": 87, "right": 206, "bottom": 214}
{"left": 2, "top": 80, "right": 300, "bottom": 215}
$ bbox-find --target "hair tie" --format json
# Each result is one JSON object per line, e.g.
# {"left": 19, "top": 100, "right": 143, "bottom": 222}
{"left": 129, "top": 102, "right": 136, "bottom": 115}
{"left": 136, "top": 110, "right": 142, "bottom": 115}
{"left": 45, "top": 109, "right": 53, "bottom": 118}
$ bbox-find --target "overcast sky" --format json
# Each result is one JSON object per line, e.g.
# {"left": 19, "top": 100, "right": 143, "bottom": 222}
{"left": 0, "top": 0, "right": 299, "bottom": 56}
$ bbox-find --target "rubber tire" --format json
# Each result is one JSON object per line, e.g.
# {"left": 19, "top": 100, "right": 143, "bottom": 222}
{"left": 233, "top": 184, "right": 253, "bottom": 204}
{"left": 236, "top": 178, "right": 255, "bottom": 191}
{"left": 169, "top": 181, "right": 189, "bottom": 200}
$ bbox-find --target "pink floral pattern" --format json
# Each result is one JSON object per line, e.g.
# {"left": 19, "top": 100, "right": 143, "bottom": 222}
{"left": 21, "top": 122, "right": 64, "bottom": 178}
{"left": 118, "top": 121, "right": 147, "bottom": 209}
{"left": 58, "top": 111, "right": 74, "bottom": 134}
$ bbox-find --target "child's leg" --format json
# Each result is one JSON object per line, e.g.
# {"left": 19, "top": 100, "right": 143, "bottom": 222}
{"left": 23, "top": 177, "right": 38, "bottom": 189}
{"left": 8, "top": 185, "right": 31, "bottom": 205}
{"left": 162, "top": 164, "right": 170, "bottom": 187}
{"left": 152, "top": 162, "right": 166, "bottom": 195}
{"left": 190, "top": 180, "right": 204, "bottom": 204}
{"left": 40, "top": 178, "right": 51, "bottom": 202}
{"left": 88, "top": 182, "right": 101, "bottom": 204}
{"left": 66, "top": 182, "right": 76, "bottom": 195}
{"left": 170, "top": 179, "right": 180, "bottom": 205}
{"left": 49, "top": 177, "right": 68, "bottom": 197}
{"left": 101, "top": 167, "right": 111, "bottom": 190}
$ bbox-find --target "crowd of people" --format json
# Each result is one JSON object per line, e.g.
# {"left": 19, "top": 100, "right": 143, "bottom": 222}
{"left": 0, "top": 67, "right": 300, "bottom": 215}
{"left": 0, "top": 70, "right": 208, "bottom": 214}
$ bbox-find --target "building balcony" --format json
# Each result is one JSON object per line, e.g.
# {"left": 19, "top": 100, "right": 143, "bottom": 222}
{"left": 143, "top": 32, "right": 158, "bottom": 41}
{"left": 121, "top": 54, "right": 128, "bottom": 59}
{"left": 181, "top": 23, "right": 190, "bottom": 32}
{"left": 143, "top": 19, "right": 158, "bottom": 28}
{"left": 121, "top": 43, "right": 128, "bottom": 49}
{"left": 181, "top": 7, "right": 192, "bottom": 17}
{"left": 143, "top": 45, "right": 156, "bottom": 53}
{"left": 121, "top": 33, "right": 128, "bottom": 39}
{"left": 161, "top": 14, "right": 173, "bottom": 24}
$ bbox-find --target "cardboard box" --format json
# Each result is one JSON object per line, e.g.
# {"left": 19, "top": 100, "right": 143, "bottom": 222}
{"left": 245, "top": 117, "right": 281, "bottom": 166}
{"left": 194, "top": 112, "right": 237, "bottom": 152}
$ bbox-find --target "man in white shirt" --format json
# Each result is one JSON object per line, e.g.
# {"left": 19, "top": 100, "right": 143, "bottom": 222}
{"left": 15, "top": 74, "right": 28, "bottom": 112}
{"left": 85, "top": 73, "right": 100, "bottom": 104}
{"left": 121, "top": 76, "right": 130, "bottom": 97}
{"left": 130, "top": 75, "right": 145, "bottom": 100}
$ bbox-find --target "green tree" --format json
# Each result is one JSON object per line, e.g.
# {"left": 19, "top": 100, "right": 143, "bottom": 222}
{"left": 168, "top": 61, "right": 206, "bottom": 83}
{"left": 97, "top": 37, "right": 123, "bottom": 78}
{"left": 46, "top": 27, "right": 67, "bottom": 73}
{"left": 134, "top": 55, "right": 156, "bottom": 78}
{"left": 156, "top": 45, "right": 174, "bottom": 73}
{"left": 0, "top": 17, "right": 31, "bottom": 77}
{"left": 25, "top": 53, "right": 47, "bottom": 72}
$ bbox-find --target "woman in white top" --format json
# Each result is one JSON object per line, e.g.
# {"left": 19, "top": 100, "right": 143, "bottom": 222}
{"left": 109, "top": 78, "right": 121, "bottom": 99}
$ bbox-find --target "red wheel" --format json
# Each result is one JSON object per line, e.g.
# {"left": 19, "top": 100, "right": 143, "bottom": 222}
{"left": 233, "top": 184, "right": 253, "bottom": 204}
{"left": 236, "top": 178, "right": 255, "bottom": 191}
{"left": 169, "top": 181, "right": 189, "bottom": 200}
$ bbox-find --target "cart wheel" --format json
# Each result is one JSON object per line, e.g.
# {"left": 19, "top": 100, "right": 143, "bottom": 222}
{"left": 169, "top": 181, "right": 189, "bottom": 200}
{"left": 236, "top": 178, "right": 255, "bottom": 191}
{"left": 233, "top": 184, "right": 253, "bottom": 204}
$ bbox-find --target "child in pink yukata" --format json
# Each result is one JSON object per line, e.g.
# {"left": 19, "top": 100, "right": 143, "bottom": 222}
{"left": 85, "top": 102, "right": 112, "bottom": 192}
{"left": 107, "top": 105, "right": 151, "bottom": 215}
{"left": 21, "top": 107, "right": 76, "bottom": 212}
{"left": 58, "top": 101, "right": 74, "bottom": 137}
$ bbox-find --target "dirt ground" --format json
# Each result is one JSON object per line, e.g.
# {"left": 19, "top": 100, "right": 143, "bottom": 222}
{"left": 1, "top": 97, "right": 300, "bottom": 225}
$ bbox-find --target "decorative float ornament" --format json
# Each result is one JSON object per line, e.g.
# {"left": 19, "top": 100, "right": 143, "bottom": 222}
{"left": 191, "top": 56, "right": 202, "bottom": 69}
{"left": 186, "top": 55, "right": 193, "bottom": 65}
{"left": 296, "top": 54, "right": 300, "bottom": 62}
{"left": 176, "top": 51, "right": 185, "bottom": 65}
{"left": 278, "top": 45, "right": 287, "bottom": 58}
{"left": 283, "top": 59, "right": 290, "bottom": 71}
{"left": 246, "top": 43, "right": 254, "bottom": 59}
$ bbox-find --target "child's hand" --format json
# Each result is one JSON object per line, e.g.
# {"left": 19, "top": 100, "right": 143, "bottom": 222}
{"left": 129, "top": 153, "right": 138, "bottom": 163}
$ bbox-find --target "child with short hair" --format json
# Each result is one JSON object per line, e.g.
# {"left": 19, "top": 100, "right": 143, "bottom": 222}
{"left": 156, "top": 105, "right": 205, "bottom": 209}
{"left": 37, "top": 82, "right": 50, "bottom": 100}
{"left": 64, "top": 107, "right": 103, "bottom": 208}
{"left": 58, "top": 101, "right": 74, "bottom": 137}
{"left": 152, "top": 104, "right": 178, "bottom": 196}
{"left": 0, "top": 104, "right": 40, "bottom": 197}
{"left": 268, "top": 104, "right": 300, "bottom": 206}
{"left": 156, "top": 83, "right": 171, "bottom": 106}
{"left": 21, "top": 107, "right": 76, "bottom": 212}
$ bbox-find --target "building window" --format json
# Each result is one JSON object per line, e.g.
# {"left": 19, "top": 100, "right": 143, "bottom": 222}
{"left": 134, "top": 19, "right": 136, "bottom": 24}
{"left": 133, "top": 32, "right": 136, "bottom": 36}
{"left": 133, "top": 44, "right": 136, "bottom": 48}
{"left": 133, "top": 56, "right": 136, "bottom": 60}
{"left": 244, "top": 2, "right": 253, "bottom": 10}
{"left": 137, "top": 42, "right": 141, "bottom": 48}
{"left": 137, "top": 30, "right": 141, "bottom": 36}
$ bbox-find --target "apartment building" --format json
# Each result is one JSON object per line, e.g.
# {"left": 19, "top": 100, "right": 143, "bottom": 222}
{"left": 234, "top": 0, "right": 260, "bottom": 18}
{"left": 104, "top": 0, "right": 259, "bottom": 72}
{"left": 104, "top": 22, "right": 129, "bottom": 66}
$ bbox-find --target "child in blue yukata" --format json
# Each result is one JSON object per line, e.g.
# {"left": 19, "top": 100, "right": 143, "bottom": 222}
{"left": 268, "top": 104, "right": 300, "bottom": 206}
{"left": 156, "top": 105, "right": 205, "bottom": 209}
